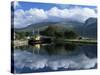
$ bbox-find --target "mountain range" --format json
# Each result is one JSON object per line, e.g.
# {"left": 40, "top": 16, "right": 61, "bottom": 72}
{"left": 14, "top": 17, "right": 97, "bottom": 38}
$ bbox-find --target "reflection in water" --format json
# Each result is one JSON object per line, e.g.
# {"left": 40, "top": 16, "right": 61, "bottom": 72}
{"left": 44, "top": 43, "right": 77, "bottom": 55}
{"left": 13, "top": 43, "right": 97, "bottom": 73}
{"left": 33, "top": 44, "right": 40, "bottom": 54}
{"left": 15, "top": 43, "right": 77, "bottom": 55}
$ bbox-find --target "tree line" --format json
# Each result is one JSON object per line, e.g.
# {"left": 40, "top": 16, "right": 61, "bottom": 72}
{"left": 14, "top": 25, "right": 78, "bottom": 40}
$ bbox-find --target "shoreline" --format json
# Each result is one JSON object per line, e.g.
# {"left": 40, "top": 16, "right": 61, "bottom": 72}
{"left": 63, "top": 39, "right": 97, "bottom": 44}
{"left": 13, "top": 40, "right": 28, "bottom": 47}
{"left": 13, "top": 39, "right": 97, "bottom": 47}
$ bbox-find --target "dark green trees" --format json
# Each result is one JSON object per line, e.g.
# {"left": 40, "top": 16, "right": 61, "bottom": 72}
{"left": 15, "top": 25, "right": 78, "bottom": 40}
{"left": 15, "top": 31, "right": 33, "bottom": 40}
{"left": 40, "top": 25, "right": 78, "bottom": 39}
{"left": 64, "top": 30, "right": 78, "bottom": 39}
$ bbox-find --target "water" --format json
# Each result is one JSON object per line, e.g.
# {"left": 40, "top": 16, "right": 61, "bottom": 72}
{"left": 12, "top": 43, "right": 97, "bottom": 74}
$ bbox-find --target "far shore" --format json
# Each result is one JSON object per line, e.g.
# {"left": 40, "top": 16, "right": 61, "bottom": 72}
{"left": 13, "top": 40, "right": 28, "bottom": 47}
{"left": 64, "top": 39, "right": 97, "bottom": 44}
{"left": 13, "top": 38, "right": 97, "bottom": 47}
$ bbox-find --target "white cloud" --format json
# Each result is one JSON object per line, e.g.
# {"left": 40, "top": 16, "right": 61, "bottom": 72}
{"left": 14, "top": 6, "right": 97, "bottom": 28}
{"left": 14, "top": 8, "right": 48, "bottom": 28}
{"left": 14, "top": 50, "right": 97, "bottom": 73}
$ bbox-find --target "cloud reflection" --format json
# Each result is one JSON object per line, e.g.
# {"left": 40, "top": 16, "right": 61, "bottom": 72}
{"left": 14, "top": 50, "right": 97, "bottom": 72}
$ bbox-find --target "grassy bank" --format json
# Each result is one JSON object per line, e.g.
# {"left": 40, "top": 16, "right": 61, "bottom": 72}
{"left": 63, "top": 39, "right": 97, "bottom": 44}
{"left": 54, "top": 38, "right": 97, "bottom": 44}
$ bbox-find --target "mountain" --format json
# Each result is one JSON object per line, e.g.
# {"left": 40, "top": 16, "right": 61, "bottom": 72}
{"left": 15, "top": 22, "right": 57, "bottom": 32}
{"left": 82, "top": 18, "right": 97, "bottom": 38}
{"left": 15, "top": 21, "right": 83, "bottom": 32}
{"left": 84, "top": 18, "right": 97, "bottom": 26}
{"left": 14, "top": 17, "right": 97, "bottom": 38}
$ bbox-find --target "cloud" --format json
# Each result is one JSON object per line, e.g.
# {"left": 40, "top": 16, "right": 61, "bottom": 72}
{"left": 14, "top": 50, "right": 97, "bottom": 73}
{"left": 14, "top": 8, "right": 48, "bottom": 28}
{"left": 14, "top": 6, "right": 97, "bottom": 28}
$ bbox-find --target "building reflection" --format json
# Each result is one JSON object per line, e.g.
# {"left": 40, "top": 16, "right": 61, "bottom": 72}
{"left": 32, "top": 44, "right": 41, "bottom": 54}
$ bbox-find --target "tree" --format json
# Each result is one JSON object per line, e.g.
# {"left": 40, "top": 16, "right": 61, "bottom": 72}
{"left": 15, "top": 31, "right": 33, "bottom": 40}
{"left": 40, "top": 25, "right": 56, "bottom": 36}
{"left": 64, "top": 30, "right": 78, "bottom": 39}
{"left": 40, "top": 25, "right": 78, "bottom": 39}
{"left": 40, "top": 25, "right": 64, "bottom": 37}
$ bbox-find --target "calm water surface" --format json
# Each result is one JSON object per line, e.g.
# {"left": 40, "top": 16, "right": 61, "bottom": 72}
{"left": 12, "top": 43, "right": 97, "bottom": 73}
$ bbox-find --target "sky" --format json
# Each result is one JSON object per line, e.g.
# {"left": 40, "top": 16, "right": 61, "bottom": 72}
{"left": 11, "top": 1, "right": 97, "bottom": 28}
